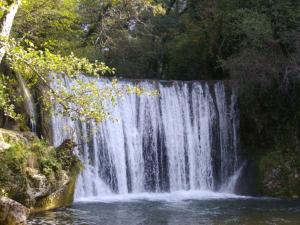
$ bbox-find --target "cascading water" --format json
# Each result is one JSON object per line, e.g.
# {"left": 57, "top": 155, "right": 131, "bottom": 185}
{"left": 51, "top": 76, "right": 241, "bottom": 199}
{"left": 16, "top": 73, "right": 37, "bottom": 132}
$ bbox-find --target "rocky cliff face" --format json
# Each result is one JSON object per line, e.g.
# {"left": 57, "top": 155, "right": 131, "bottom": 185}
{"left": 0, "top": 129, "right": 81, "bottom": 214}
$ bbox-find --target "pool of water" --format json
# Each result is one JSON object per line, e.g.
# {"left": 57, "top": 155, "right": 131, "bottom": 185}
{"left": 28, "top": 191, "right": 300, "bottom": 225}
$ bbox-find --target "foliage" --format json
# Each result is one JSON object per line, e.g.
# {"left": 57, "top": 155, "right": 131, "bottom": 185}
{"left": 75, "top": 0, "right": 168, "bottom": 77}
{"left": 259, "top": 148, "right": 300, "bottom": 197}
{"left": 68, "top": 0, "right": 299, "bottom": 81}
{"left": 12, "top": 0, "right": 80, "bottom": 54}
{"left": 2, "top": 37, "right": 126, "bottom": 122}
{"left": 40, "top": 155, "right": 61, "bottom": 177}
{"left": 0, "top": 74, "right": 20, "bottom": 120}
{"left": 0, "top": 0, "right": 9, "bottom": 18}
{"left": 0, "top": 0, "right": 161, "bottom": 124}
{"left": 55, "top": 139, "right": 81, "bottom": 172}
{"left": 0, "top": 141, "right": 31, "bottom": 200}
{"left": 3, "top": 0, "right": 299, "bottom": 82}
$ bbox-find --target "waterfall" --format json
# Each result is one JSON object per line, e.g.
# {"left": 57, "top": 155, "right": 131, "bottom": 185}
{"left": 16, "top": 73, "right": 36, "bottom": 132}
{"left": 220, "top": 162, "right": 246, "bottom": 193}
{"left": 51, "top": 77, "right": 241, "bottom": 199}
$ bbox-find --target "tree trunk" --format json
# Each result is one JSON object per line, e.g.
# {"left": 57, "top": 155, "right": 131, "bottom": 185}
{"left": 0, "top": 0, "right": 21, "bottom": 64}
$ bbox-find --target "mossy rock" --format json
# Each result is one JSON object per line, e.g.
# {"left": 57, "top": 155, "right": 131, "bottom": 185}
{"left": 32, "top": 168, "right": 79, "bottom": 212}
{"left": 0, "top": 128, "right": 82, "bottom": 212}
{"left": 258, "top": 150, "right": 300, "bottom": 198}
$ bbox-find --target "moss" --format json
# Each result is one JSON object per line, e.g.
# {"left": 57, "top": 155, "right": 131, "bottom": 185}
{"left": 257, "top": 148, "right": 300, "bottom": 198}
{"left": 39, "top": 153, "right": 61, "bottom": 177}
{"left": 55, "top": 139, "right": 82, "bottom": 172}
{"left": 0, "top": 142, "right": 29, "bottom": 201}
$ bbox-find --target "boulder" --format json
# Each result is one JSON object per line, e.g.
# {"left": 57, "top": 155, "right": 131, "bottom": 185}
{"left": 32, "top": 168, "right": 78, "bottom": 212}
{"left": 0, "top": 128, "right": 81, "bottom": 212}
{"left": 0, "top": 197, "right": 29, "bottom": 225}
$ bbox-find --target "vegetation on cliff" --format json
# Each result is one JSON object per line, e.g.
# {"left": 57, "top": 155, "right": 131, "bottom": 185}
{"left": 0, "top": 128, "right": 81, "bottom": 210}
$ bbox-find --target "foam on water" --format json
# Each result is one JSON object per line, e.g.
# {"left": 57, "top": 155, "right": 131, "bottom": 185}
{"left": 75, "top": 190, "right": 249, "bottom": 203}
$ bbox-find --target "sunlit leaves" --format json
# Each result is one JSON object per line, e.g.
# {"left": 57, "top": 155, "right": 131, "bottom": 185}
{"left": 2, "top": 37, "right": 156, "bottom": 123}
{"left": 6, "top": 38, "right": 113, "bottom": 79}
{"left": 1, "top": 0, "right": 159, "bottom": 123}
{"left": 0, "top": 74, "right": 21, "bottom": 120}
{"left": 2, "top": 37, "right": 115, "bottom": 121}
{"left": 13, "top": 0, "right": 80, "bottom": 53}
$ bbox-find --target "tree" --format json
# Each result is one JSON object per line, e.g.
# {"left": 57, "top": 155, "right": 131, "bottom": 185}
{"left": 0, "top": 0, "right": 149, "bottom": 125}
{"left": 0, "top": 0, "right": 21, "bottom": 63}
{"left": 12, "top": 0, "right": 80, "bottom": 54}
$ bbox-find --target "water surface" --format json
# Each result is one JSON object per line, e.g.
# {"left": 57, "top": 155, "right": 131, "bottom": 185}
{"left": 28, "top": 191, "right": 300, "bottom": 225}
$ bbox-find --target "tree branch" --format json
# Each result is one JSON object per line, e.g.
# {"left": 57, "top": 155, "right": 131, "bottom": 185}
{"left": 0, "top": 0, "right": 21, "bottom": 63}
